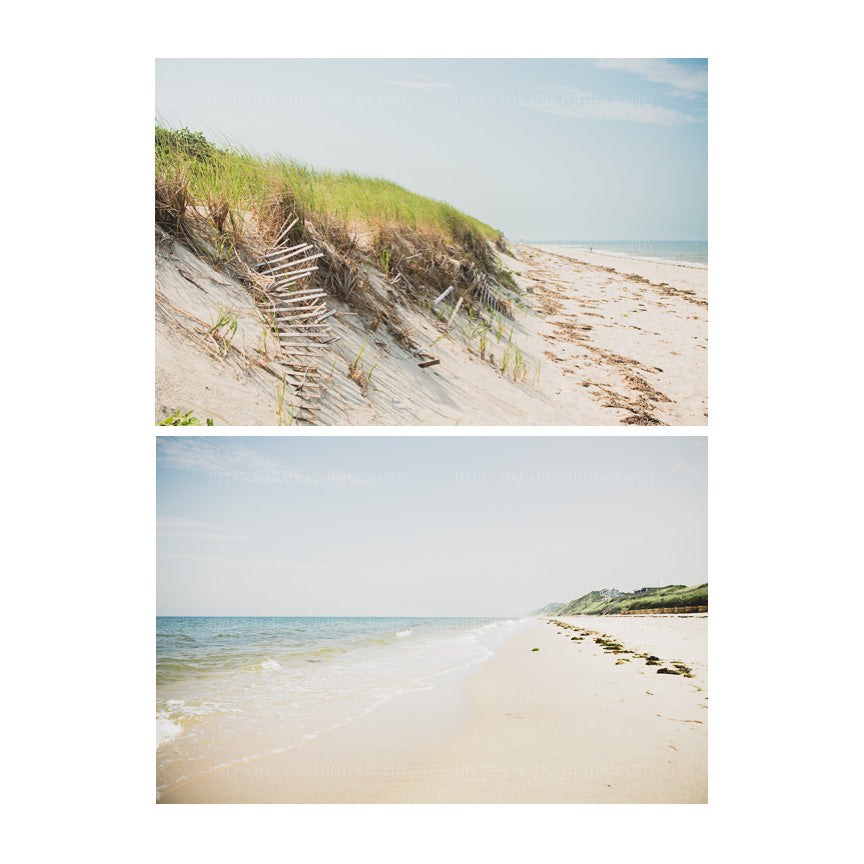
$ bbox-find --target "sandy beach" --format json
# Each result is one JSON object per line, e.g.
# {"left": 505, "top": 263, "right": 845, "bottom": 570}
{"left": 160, "top": 615, "right": 707, "bottom": 804}
{"left": 532, "top": 247, "right": 708, "bottom": 301}
{"left": 379, "top": 615, "right": 707, "bottom": 803}
{"left": 156, "top": 236, "right": 707, "bottom": 426}
{"left": 517, "top": 245, "right": 708, "bottom": 425}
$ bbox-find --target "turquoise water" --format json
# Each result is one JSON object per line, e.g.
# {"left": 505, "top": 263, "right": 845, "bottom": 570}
{"left": 156, "top": 616, "right": 530, "bottom": 798}
{"left": 528, "top": 240, "right": 708, "bottom": 267}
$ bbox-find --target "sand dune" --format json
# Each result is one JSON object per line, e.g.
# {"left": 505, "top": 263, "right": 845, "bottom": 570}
{"left": 156, "top": 237, "right": 707, "bottom": 425}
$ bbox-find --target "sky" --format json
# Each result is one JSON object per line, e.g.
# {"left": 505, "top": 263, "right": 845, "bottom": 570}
{"left": 155, "top": 59, "right": 707, "bottom": 241}
{"left": 156, "top": 436, "right": 707, "bottom": 617}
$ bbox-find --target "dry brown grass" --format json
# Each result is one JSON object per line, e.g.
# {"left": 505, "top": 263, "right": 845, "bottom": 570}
{"left": 155, "top": 175, "right": 190, "bottom": 235}
{"left": 369, "top": 222, "right": 514, "bottom": 321}
{"left": 206, "top": 199, "right": 230, "bottom": 235}
{"left": 156, "top": 158, "right": 516, "bottom": 354}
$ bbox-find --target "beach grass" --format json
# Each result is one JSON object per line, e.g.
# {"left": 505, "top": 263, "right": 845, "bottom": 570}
{"left": 155, "top": 123, "right": 519, "bottom": 344}
{"left": 155, "top": 125, "right": 502, "bottom": 245}
{"left": 556, "top": 582, "right": 708, "bottom": 616}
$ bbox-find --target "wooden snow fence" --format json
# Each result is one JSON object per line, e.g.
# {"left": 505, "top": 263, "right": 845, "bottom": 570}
{"left": 469, "top": 268, "right": 511, "bottom": 318}
{"left": 256, "top": 218, "right": 338, "bottom": 422}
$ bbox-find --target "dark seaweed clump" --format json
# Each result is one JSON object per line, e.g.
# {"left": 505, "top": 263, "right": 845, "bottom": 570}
{"left": 657, "top": 662, "right": 693, "bottom": 677}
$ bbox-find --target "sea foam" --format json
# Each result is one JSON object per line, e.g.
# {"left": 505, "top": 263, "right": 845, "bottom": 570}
{"left": 157, "top": 616, "right": 534, "bottom": 794}
{"left": 156, "top": 711, "right": 183, "bottom": 748}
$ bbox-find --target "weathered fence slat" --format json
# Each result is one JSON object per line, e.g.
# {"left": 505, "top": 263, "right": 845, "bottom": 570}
{"left": 254, "top": 227, "right": 337, "bottom": 422}
{"left": 260, "top": 253, "right": 325, "bottom": 276}
{"left": 271, "top": 218, "right": 299, "bottom": 249}
{"left": 261, "top": 243, "right": 313, "bottom": 264}
{"left": 433, "top": 285, "right": 455, "bottom": 306}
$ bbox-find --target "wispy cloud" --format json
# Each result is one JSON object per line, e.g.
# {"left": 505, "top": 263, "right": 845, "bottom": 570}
{"left": 156, "top": 439, "right": 402, "bottom": 487}
{"left": 671, "top": 88, "right": 703, "bottom": 101}
{"left": 157, "top": 438, "right": 298, "bottom": 480}
{"left": 593, "top": 59, "right": 707, "bottom": 95}
{"left": 527, "top": 87, "right": 699, "bottom": 126}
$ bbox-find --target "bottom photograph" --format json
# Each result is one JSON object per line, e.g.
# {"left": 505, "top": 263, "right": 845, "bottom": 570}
{"left": 156, "top": 435, "right": 707, "bottom": 804}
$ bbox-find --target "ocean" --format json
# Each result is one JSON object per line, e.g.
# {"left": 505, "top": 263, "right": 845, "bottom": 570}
{"left": 156, "top": 616, "right": 530, "bottom": 798}
{"left": 527, "top": 240, "right": 708, "bottom": 268}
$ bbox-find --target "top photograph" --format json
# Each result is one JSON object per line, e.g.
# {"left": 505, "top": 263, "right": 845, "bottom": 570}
{"left": 155, "top": 59, "right": 707, "bottom": 427}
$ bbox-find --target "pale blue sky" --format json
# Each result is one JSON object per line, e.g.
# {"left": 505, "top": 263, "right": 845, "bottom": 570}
{"left": 156, "top": 437, "right": 707, "bottom": 616}
{"left": 156, "top": 59, "right": 707, "bottom": 241}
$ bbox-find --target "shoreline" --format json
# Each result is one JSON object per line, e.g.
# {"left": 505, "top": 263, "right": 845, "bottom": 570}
{"left": 528, "top": 245, "right": 707, "bottom": 271}
{"left": 160, "top": 615, "right": 707, "bottom": 803}
{"left": 529, "top": 244, "right": 708, "bottom": 300}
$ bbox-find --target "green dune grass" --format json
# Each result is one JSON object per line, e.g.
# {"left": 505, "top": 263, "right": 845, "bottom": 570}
{"left": 155, "top": 125, "right": 502, "bottom": 244}
{"left": 555, "top": 583, "right": 708, "bottom": 616}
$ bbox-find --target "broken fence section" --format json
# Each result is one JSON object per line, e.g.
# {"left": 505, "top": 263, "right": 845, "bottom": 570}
{"left": 256, "top": 219, "right": 338, "bottom": 423}
{"left": 474, "top": 278, "right": 511, "bottom": 317}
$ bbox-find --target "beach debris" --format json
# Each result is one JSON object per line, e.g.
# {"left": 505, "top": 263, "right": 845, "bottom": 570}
{"left": 445, "top": 296, "right": 464, "bottom": 328}
{"left": 531, "top": 648, "right": 540, "bottom": 652}
{"left": 656, "top": 662, "right": 694, "bottom": 677}
{"left": 594, "top": 635, "right": 628, "bottom": 654}
{"left": 433, "top": 285, "right": 455, "bottom": 306}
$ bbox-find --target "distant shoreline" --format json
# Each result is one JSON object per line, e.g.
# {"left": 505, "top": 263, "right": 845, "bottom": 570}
{"left": 556, "top": 247, "right": 708, "bottom": 270}
{"left": 522, "top": 241, "right": 708, "bottom": 270}
{"left": 528, "top": 243, "right": 709, "bottom": 301}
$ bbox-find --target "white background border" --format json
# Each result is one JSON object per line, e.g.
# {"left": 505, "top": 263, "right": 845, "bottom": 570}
{"left": 7, "top": 0, "right": 856, "bottom": 859}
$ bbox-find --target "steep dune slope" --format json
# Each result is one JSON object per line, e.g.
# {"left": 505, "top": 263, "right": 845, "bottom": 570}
{"left": 155, "top": 232, "right": 707, "bottom": 426}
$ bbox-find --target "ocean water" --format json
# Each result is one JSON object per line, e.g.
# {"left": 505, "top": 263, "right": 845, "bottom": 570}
{"left": 156, "top": 616, "right": 530, "bottom": 798}
{"left": 530, "top": 240, "right": 708, "bottom": 268}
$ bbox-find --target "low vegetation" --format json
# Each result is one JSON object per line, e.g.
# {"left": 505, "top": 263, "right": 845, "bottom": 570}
{"left": 539, "top": 582, "right": 708, "bottom": 616}
{"left": 156, "top": 126, "right": 502, "bottom": 240}
{"left": 155, "top": 125, "right": 513, "bottom": 304}
{"left": 531, "top": 602, "right": 567, "bottom": 616}
{"left": 157, "top": 410, "right": 214, "bottom": 426}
